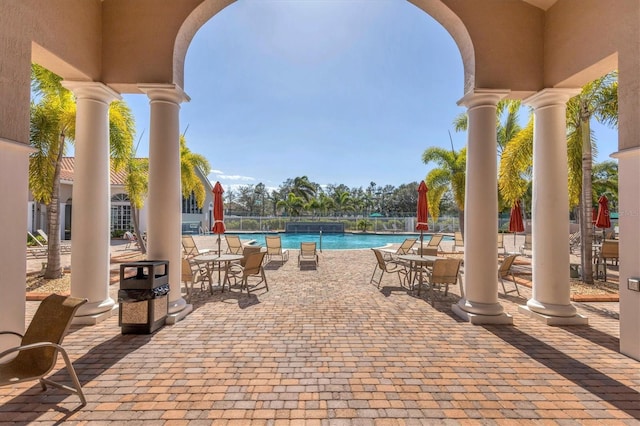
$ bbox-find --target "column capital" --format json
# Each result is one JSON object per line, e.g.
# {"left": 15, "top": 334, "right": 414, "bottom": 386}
{"left": 524, "top": 88, "right": 581, "bottom": 109}
{"left": 61, "top": 81, "right": 121, "bottom": 103}
{"left": 138, "top": 84, "right": 190, "bottom": 104}
{"left": 457, "top": 89, "right": 510, "bottom": 109}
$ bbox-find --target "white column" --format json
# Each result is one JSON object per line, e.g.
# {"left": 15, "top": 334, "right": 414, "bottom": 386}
{"left": 140, "top": 84, "right": 192, "bottom": 323}
{"left": 452, "top": 89, "right": 512, "bottom": 325}
{"left": 62, "top": 82, "right": 120, "bottom": 323}
{"left": 519, "top": 88, "right": 587, "bottom": 325}
{"left": 0, "top": 139, "right": 32, "bottom": 350}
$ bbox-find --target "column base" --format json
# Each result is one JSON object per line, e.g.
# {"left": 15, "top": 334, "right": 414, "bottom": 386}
{"left": 526, "top": 298, "right": 579, "bottom": 317}
{"left": 452, "top": 303, "right": 513, "bottom": 325}
{"left": 519, "top": 305, "right": 588, "bottom": 325}
{"left": 72, "top": 304, "right": 118, "bottom": 325}
{"left": 165, "top": 304, "right": 193, "bottom": 325}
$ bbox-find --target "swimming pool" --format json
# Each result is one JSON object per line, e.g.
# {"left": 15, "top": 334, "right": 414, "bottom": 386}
{"left": 228, "top": 233, "right": 451, "bottom": 250}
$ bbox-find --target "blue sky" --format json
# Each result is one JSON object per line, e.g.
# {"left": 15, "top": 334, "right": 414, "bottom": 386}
{"left": 122, "top": 0, "right": 618, "bottom": 192}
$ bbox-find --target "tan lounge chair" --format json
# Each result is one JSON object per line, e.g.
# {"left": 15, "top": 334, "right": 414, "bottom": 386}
{"left": 0, "top": 294, "right": 87, "bottom": 405}
{"left": 181, "top": 235, "right": 211, "bottom": 258}
{"left": 426, "top": 233, "right": 444, "bottom": 251}
{"left": 265, "top": 235, "right": 289, "bottom": 265}
{"left": 36, "top": 229, "right": 71, "bottom": 254}
{"left": 225, "top": 235, "right": 243, "bottom": 255}
{"left": 298, "top": 242, "right": 319, "bottom": 267}
{"left": 453, "top": 232, "right": 464, "bottom": 252}
{"left": 380, "top": 238, "right": 416, "bottom": 260}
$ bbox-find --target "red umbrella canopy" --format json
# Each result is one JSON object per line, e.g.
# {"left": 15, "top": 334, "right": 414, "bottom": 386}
{"left": 595, "top": 194, "right": 611, "bottom": 229}
{"left": 509, "top": 200, "right": 525, "bottom": 233}
{"left": 416, "top": 181, "right": 429, "bottom": 231}
{"left": 212, "top": 181, "right": 226, "bottom": 234}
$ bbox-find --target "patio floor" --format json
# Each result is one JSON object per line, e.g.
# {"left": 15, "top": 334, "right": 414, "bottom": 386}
{"left": 4, "top": 245, "right": 639, "bottom": 424}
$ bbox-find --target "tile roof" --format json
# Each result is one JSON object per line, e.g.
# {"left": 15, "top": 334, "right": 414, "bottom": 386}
{"left": 60, "top": 157, "right": 131, "bottom": 186}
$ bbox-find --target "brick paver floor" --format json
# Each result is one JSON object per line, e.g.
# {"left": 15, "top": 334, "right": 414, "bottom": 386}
{"left": 5, "top": 246, "right": 639, "bottom": 424}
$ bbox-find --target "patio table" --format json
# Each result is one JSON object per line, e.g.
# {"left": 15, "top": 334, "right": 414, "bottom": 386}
{"left": 397, "top": 254, "right": 438, "bottom": 290}
{"left": 194, "top": 253, "right": 243, "bottom": 293}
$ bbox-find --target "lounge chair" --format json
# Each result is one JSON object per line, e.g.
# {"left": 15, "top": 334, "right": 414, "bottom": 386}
{"left": 381, "top": 238, "right": 417, "bottom": 260}
{"left": 370, "top": 248, "right": 407, "bottom": 288}
{"left": 123, "top": 231, "right": 139, "bottom": 250}
{"left": 453, "top": 232, "right": 464, "bottom": 252}
{"left": 265, "top": 235, "right": 289, "bottom": 265}
{"left": 36, "top": 229, "right": 71, "bottom": 254}
{"left": 426, "top": 233, "right": 444, "bottom": 251}
{"left": 298, "top": 242, "right": 319, "bottom": 267}
{"left": 419, "top": 258, "right": 462, "bottom": 305}
{"left": 27, "top": 231, "right": 47, "bottom": 258}
{"left": 0, "top": 294, "right": 87, "bottom": 405}
{"left": 520, "top": 234, "right": 532, "bottom": 256}
{"left": 225, "top": 235, "right": 243, "bottom": 255}
{"left": 225, "top": 251, "right": 268, "bottom": 294}
{"left": 497, "top": 233, "right": 505, "bottom": 254}
{"left": 181, "top": 235, "right": 211, "bottom": 258}
{"left": 498, "top": 254, "right": 520, "bottom": 296}
{"left": 569, "top": 231, "right": 580, "bottom": 253}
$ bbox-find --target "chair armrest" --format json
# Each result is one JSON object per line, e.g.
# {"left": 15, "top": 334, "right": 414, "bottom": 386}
{"left": 0, "top": 341, "right": 63, "bottom": 360}
{"left": 0, "top": 331, "right": 24, "bottom": 339}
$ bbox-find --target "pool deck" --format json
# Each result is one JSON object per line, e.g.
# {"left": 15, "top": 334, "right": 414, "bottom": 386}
{"left": 9, "top": 236, "right": 638, "bottom": 424}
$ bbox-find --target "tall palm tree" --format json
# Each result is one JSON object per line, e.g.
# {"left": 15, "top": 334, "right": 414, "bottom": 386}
{"left": 124, "top": 154, "right": 149, "bottom": 254}
{"left": 499, "top": 72, "right": 617, "bottom": 283}
{"left": 333, "top": 190, "right": 354, "bottom": 216}
{"left": 422, "top": 146, "right": 467, "bottom": 235}
{"left": 180, "top": 134, "right": 211, "bottom": 209}
{"left": 568, "top": 72, "right": 618, "bottom": 283}
{"left": 30, "top": 64, "right": 134, "bottom": 279}
{"left": 276, "top": 193, "right": 305, "bottom": 217}
{"left": 291, "top": 176, "right": 317, "bottom": 202}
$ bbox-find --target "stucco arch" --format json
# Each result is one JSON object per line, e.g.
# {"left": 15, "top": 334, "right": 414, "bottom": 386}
{"left": 173, "top": 0, "right": 475, "bottom": 94}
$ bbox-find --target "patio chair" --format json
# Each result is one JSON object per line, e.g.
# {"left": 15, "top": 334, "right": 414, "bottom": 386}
{"left": 298, "top": 242, "right": 319, "bottom": 267}
{"left": 225, "top": 251, "right": 268, "bottom": 294}
{"left": 419, "top": 258, "right": 462, "bottom": 305}
{"left": 225, "top": 235, "right": 243, "bottom": 255}
{"left": 370, "top": 248, "right": 408, "bottom": 288}
{"left": 596, "top": 239, "right": 619, "bottom": 282}
{"left": 520, "top": 234, "right": 532, "bottom": 256}
{"left": 498, "top": 253, "right": 520, "bottom": 296}
{"left": 453, "top": 231, "right": 464, "bottom": 252}
{"left": 265, "top": 235, "right": 289, "bottom": 265}
{"left": 0, "top": 294, "right": 87, "bottom": 405}
{"left": 569, "top": 231, "right": 581, "bottom": 253}
{"left": 182, "top": 235, "right": 211, "bottom": 258}
{"left": 181, "top": 257, "right": 210, "bottom": 299}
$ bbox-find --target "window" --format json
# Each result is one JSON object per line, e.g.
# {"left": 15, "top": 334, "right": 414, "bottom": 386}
{"left": 111, "top": 193, "right": 132, "bottom": 231}
{"left": 182, "top": 191, "right": 202, "bottom": 214}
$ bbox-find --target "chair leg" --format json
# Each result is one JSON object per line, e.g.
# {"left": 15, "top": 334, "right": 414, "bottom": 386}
{"left": 40, "top": 347, "right": 87, "bottom": 405}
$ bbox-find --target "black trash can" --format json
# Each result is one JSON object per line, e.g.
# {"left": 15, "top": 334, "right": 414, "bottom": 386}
{"left": 118, "top": 260, "right": 169, "bottom": 334}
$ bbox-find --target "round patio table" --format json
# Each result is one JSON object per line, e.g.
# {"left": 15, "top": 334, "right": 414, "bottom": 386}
{"left": 194, "top": 253, "right": 244, "bottom": 293}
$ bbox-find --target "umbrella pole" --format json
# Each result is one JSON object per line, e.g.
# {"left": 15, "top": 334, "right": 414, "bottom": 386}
{"left": 420, "top": 230, "right": 424, "bottom": 255}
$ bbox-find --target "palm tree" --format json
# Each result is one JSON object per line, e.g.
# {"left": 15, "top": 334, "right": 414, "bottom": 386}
{"left": 276, "top": 193, "right": 305, "bottom": 217}
{"left": 291, "top": 176, "right": 317, "bottom": 202}
{"left": 29, "top": 64, "right": 134, "bottom": 279}
{"left": 180, "top": 134, "right": 211, "bottom": 209}
{"left": 568, "top": 72, "right": 618, "bottom": 283}
{"left": 333, "top": 190, "right": 354, "bottom": 216}
{"left": 124, "top": 155, "right": 149, "bottom": 254}
{"left": 422, "top": 146, "right": 467, "bottom": 235}
{"left": 499, "top": 72, "right": 617, "bottom": 283}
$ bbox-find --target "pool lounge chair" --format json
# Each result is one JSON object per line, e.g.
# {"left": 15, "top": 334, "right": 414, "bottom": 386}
{"left": 265, "top": 235, "right": 289, "bottom": 265}
{"left": 498, "top": 254, "right": 520, "bottom": 296}
{"left": 225, "top": 235, "right": 243, "bottom": 255}
{"left": 381, "top": 238, "right": 417, "bottom": 260}
{"left": 27, "top": 231, "right": 47, "bottom": 258}
{"left": 36, "top": 229, "right": 71, "bottom": 254}
{"left": 182, "top": 235, "right": 211, "bottom": 258}
{"left": 426, "top": 233, "right": 444, "bottom": 251}
{"left": 453, "top": 232, "right": 464, "bottom": 252}
{"left": 298, "top": 242, "right": 319, "bottom": 267}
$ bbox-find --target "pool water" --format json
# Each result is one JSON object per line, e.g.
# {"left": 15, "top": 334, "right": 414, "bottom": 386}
{"left": 227, "top": 233, "right": 451, "bottom": 250}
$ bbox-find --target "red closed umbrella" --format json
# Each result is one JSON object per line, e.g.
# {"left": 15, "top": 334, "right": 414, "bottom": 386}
{"left": 509, "top": 199, "right": 525, "bottom": 246}
{"left": 416, "top": 181, "right": 429, "bottom": 254}
{"left": 595, "top": 194, "right": 611, "bottom": 240}
{"left": 212, "top": 181, "right": 225, "bottom": 254}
